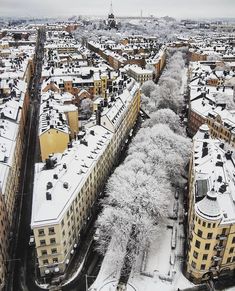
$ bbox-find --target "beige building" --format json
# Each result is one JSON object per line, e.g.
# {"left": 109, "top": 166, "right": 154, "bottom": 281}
{"left": 126, "top": 65, "right": 153, "bottom": 85}
{"left": 186, "top": 124, "right": 235, "bottom": 284}
{"left": 0, "top": 194, "right": 9, "bottom": 291}
{"left": 31, "top": 77, "right": 140, "bottom": 277}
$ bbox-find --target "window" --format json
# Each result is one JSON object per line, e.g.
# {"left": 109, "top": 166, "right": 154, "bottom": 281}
{"left": 51, "top": 248, "right": 57, "bottom": 254}
{"left": 53, "top": 258, "right": 58, "bottom": 264}
{"left": 195, "top": 240, "right": 201, "bottom": 248}
{"left": 208, "top": 223, "right": 211, "bottom": 228}
{"left": 191, "top": 261, "right": 196, "bottom": 268}
{"left": 227, "top": 257, "right": 232, "bottom": 263}
{"left": 62, "top": 230, "right": 65, "bottom": 237}
{"left": 222, "top": 228, "right": 227, "bottom": 235}
{"left": 205, "top": 243, "right": 210, "bottom": 250}
{"left": 48, "top": 227, "right": 55, "bottom": 235}
{"left": 207, "top": 233, "right": 213, "bottom": 239}
{"left": 198, "top": 230, "right": 203, "bottom": 237}
{"left": 43, "top": 259, "right": 49, "bottom": 265}
{"left": 202, "top": 221, "right": 206, "bottom": 227}
{"left": 61, "top": 219, "right": 64, "bottom": 227}
{"left": 201, "top": 264, "right": 206, "bottom": 270}
{"left": 38, "top": 229, "right": 45, "bottom": 236}
{"left": 212, "top": 223, "right": 216, "bottom": 228}
{"left": 50, "top": 238, "right": 56, "bottom": 244}
{"left": 41, "top": 250, "right": 47, "bottom": 256}
{"left": 40, "top": 240, "right": 46, "bottom": 246}
{"left": 232, "top": 237, "right": 235, "bottom": 244}
{"left": 198, "top": 219, "right": 201, "bottom": 225}
{"left": 202, "top": 254, "right": 208, "bottom": 260}
{"left": 193, "top": 251, "right": 198, "bottom": 259}
{"left": 233, "top": 257, "right": 235, "bottom": 262}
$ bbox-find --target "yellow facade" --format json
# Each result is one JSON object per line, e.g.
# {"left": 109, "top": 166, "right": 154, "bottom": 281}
{"left": 0, "top": 195, "right": 9, "bottom": 290}
{"left": 185, "top": 128, "right": 235, "bottom": 284}
{"left": 64, "top": 110, "right": 79, "bottom": 138}
{"left": 39, "top": 128, "right": 70, "bottom": 161}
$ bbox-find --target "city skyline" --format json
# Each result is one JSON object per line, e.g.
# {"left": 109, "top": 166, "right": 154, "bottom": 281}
{"left": 1, "top": 0, "right": 235, "bottom": 19}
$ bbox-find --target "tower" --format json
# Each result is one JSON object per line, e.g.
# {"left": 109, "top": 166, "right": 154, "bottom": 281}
{"left": 107, "top": 1, "right": 117, "bottom": 29}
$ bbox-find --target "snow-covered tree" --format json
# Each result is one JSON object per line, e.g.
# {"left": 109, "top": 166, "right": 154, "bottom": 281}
{"left": 80, "top": 98, "right": 93, "bottom": 116}
{"left": 142, "top": 108, "right": 185, "bottom": 135}
{"left": 141, "top": 80, "right": 156, "bottom": 97}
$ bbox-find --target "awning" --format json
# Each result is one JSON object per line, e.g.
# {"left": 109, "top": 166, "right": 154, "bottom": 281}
{"left": 54, "top": 267, "right": 60, "bottom": 273}
{"left": 45, "top": 269, "right": 50, "bottom": 274}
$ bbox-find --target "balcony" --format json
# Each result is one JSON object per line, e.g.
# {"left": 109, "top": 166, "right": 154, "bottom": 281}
{"left": 214, "top": 244, "right": 224, "bottom": 251}
{"left": 216, "top": 234, "right": 227, "bottom": 240}
{"left": 212, "top": 256, "right": 222, "bottom": 262}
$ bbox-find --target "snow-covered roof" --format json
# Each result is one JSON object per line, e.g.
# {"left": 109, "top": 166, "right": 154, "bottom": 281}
{"left": 193, "top": 127, "right": 235, "bottom": 224}
{"left": 31, "top": 126, "right": 112, "bottom": 227}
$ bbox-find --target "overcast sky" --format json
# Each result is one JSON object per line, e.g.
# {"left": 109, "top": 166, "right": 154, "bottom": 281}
{"left": 1, "top": 0, "right": 234, "bottom": 19}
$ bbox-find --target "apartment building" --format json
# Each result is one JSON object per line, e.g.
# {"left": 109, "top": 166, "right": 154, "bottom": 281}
{"left": 0, "top": 194, "right": 9, "bottom": 290}
{"left": 145, "top": 46, "right": 166, "bottom": 80}
{"left": 31, "top": 77, "right": 140, "bottom": 277}
{"left": 0, "top": 26, "right": 35, "bottom": 290}
{"left": 125, "top": 65, "right": 153, "bottom": 85}
{"left": 41, "top": 67, "right": 117, "bottom": 100}
{"left": 185, "top": 124, "right": 235, "bottom": 284}
{"left": 39, "top": 92, "right": 79, "bottom": 161}
{"left": 188, "top": 62, "right": 235, "bottom": 145}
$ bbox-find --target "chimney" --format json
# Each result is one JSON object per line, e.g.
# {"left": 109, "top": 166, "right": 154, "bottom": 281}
{"left": 96, "top": 106, "right": 101, "bottom": 126}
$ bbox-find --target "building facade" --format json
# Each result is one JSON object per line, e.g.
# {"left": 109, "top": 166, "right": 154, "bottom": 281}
{"left": 31, "top": 78, "right": 140, "bottom": 277}
{"left": 185, "top": 125, "right": 235, "bottom": 284}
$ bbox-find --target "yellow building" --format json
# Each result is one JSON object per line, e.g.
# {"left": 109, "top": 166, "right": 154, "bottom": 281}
{"left": 39, "top": 93, "right": 79, "bottom": 161}
{"left": 31, "top": 77, "right": 140, "bottom": 277}
{"left": 186, "top": 124, "right": 235, "bottom": 284}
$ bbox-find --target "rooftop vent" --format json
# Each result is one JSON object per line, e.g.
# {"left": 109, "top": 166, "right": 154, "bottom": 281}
{"left": 46, "top": 192, "right": 52, "bottom": 200}
{"left": 225, "top": 150, "right": 232, "bottom": 160}
{"left": 90, "top": 130, "right": 95, "bottom": 136}
{"left": 217, "top": 176, "right": 222, "bottom": 182}
{"left": 216, "top": 161, "right": 223, "bottom": 167}
{"left": 63, "top": 182, "right": 69, "bottom": 189}
{"left": 202, "top": 147, "right": 208, "bottom": 158}
{"left": 80, "top": 139, "right": 88, "bottom": 146}
{"left": 53, "top": 174, "right": 58, "bottom": 180}
{"left": 63, "top": 163, "right": 67, "bottom": 169}
{"left": 219, "top": 184, "right": 227, "bottom": 193}
{"left": 47, "top": 181, "right": 53, "bottom": 190}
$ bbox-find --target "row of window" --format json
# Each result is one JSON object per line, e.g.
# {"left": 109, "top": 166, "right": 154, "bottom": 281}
{"left": 42, "top": 257, "right": 58, "bottom": 265}
{"left": 38, "top": 227, "right": 55, "bottom": 236}
{"left": 41, "top": 248, "right": 57, "bottom": 256}
{"left": 40, "top": 238, "right": 56, "bottom": 246}
{"left": 191, "top": 256, "right": 235, "bottom": 270}
{"left": 195, "top": 216, "right": 217, "bottom": 228}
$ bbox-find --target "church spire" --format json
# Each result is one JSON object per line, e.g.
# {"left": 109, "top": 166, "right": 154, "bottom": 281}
{"left": 109, "top": 1, "right": 113, "bottom": 15}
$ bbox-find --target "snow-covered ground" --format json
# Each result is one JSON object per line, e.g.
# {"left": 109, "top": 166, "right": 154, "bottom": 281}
{"left": 128, "top": 189, "right": 194, "bottom": 291}
{"left": 90, "top": 190, "right": 194, "bottom": 291}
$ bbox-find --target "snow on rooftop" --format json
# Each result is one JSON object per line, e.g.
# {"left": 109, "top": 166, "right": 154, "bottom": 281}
{"left": 31, "top": 126, "right": 112, "bottom": 227}
{"left": 193, "top": 130, "right": 235, "bottom": 224}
